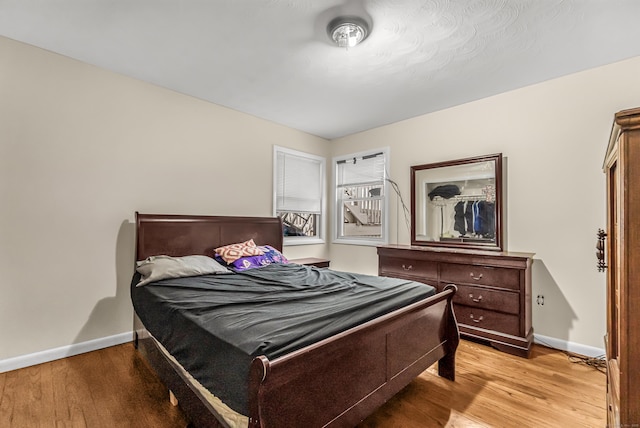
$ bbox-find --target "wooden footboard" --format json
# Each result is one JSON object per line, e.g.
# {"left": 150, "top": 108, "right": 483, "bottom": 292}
{"left": 248, "top": 285, "right": 458, "bottom": 428}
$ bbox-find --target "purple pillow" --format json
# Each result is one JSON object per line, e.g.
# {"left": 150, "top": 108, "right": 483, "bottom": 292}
{"left": 216, "top": 245, "right": 289, "bottom": 271}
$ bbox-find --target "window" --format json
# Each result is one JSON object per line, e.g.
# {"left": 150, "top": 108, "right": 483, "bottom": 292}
{"left": 273, "top": 146, "right": 325, "bottom": 245}
{"left": 333, "top": 148, "right": 389, "bottom": 245}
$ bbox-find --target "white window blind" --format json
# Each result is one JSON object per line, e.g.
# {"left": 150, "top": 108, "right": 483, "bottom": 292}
{"left": 276, "top": 149, "right": 323, "bottom": 214}
{"left": 336, "top": 152, "right": 385, "bottom": 190}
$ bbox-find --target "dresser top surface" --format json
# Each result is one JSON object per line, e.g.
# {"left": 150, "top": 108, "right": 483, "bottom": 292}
{"left": 378, "top": 244, "right": 535, "bottom": 260}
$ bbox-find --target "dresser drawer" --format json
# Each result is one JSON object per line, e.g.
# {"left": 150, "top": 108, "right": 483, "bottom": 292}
{"left": 454, "top": 305, "right": 520, "bottom": 336}
{"left": 440, "top": 263, "right": 521, "bottom": 290}
{"left": 379, "top": 257, "right": 438, "bottom": 281}
{"left": 452, "top": 284, "right": 519, "bottom": 315}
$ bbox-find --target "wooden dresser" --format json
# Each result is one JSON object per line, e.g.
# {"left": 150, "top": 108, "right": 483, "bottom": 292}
{"left": 602, "top": 107, "right": 640, "bottom": 426}
{"left": 378, "top": 245, "right": 534, "bottom": 357}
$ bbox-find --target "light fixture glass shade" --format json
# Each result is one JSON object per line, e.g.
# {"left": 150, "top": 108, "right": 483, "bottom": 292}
{"left": 328, "top": 17, "right": 369, "bottom": 48}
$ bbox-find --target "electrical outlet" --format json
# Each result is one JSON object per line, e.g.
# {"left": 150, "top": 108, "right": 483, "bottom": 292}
{"left": 536, "top": 294, "right": 545, "bottom": 306}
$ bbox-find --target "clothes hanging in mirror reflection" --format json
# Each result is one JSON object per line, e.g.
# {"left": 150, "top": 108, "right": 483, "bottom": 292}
{"left": 454, "top": 200, "right": 495, "bottom": 238}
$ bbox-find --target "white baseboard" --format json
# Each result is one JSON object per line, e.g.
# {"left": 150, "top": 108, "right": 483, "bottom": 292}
{"left": 1, "top": 331, "right": 604, "bottom": 373}
{"left": 0, "top": 332, "right": 133, "bottom": 374}
{"left": 533, "top": 333, "right": 605, "bottom": 358}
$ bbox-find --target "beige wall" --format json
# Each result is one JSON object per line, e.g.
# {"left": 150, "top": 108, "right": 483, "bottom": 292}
{"left": 330, "top": 55, "right": 640, "bottom": 349}
{"left": 0, "top": 37, "right": 329, "bottom": 361}
{"left": 3, "top": 33, "right": 640, "bottom": 362}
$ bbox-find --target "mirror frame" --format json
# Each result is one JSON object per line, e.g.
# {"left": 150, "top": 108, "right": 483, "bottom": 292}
{"left": 410, "top": 153, "right": 503, "bottom": 251}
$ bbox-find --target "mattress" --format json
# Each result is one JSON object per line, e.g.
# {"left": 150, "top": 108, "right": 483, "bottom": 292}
{"left": 131, "top": 263, "right": 436, "bottom": 416}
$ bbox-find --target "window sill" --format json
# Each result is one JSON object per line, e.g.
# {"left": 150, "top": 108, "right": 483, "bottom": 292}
{"left": 284, "top": 237, "right": 325, "bottom": 246}
{"left": 332, "top": 238, "right": 387, "bottom": 247}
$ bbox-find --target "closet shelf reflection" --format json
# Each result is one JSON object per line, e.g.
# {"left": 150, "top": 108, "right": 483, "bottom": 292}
{"left": 429, "top": 193, "right": 493, "bottom": 205}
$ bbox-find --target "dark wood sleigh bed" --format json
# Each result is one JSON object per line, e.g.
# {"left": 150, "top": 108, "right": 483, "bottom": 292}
{"left": 132, "top": 212, "right": 459, "bottom": 428}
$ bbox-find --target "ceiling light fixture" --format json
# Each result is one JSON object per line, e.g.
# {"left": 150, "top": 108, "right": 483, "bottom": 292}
{"left": 327, "top": 16, "right": 369, "bottom": 48}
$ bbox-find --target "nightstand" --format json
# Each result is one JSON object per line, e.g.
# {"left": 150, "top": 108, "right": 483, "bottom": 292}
{"left": 290, "top": 257, "right": 330, "bottom": 268}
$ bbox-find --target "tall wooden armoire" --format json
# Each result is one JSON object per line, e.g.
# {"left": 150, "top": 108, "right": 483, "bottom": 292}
{"left": 602, "top": 107, "right": 640, "bottom": 427}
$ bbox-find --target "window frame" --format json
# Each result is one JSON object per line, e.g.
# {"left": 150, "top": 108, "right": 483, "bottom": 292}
{"left": 332, "top": 148, "right": 390, "bottom": 246}
{"left": 273, "top": 145, "right": 326, "bottom": 246}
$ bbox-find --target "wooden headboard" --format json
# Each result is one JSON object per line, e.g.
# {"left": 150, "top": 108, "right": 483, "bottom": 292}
{"left": 135, "top": 212, "right": 283, "bottom": 261}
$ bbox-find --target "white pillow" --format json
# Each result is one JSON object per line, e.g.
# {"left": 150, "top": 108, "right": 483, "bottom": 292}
{"left": 136, "top": 255, "right": 230, "bottom": 286}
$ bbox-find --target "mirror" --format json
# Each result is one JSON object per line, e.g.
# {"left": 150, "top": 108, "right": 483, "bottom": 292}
{"left": 411, "top": 153, "right": 503, "bottom": 251}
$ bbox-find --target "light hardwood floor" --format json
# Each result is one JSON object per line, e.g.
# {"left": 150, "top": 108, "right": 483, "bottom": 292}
{"left": 0, "top": 339, "right": 605, "bottom": 427}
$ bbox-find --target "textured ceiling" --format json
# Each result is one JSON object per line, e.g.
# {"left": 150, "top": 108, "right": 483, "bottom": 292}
{"left": 2, "top": 0, "right": 640, "bottom": 139}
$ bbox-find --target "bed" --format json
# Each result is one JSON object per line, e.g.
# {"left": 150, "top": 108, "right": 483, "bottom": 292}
{"left": 131, "top": 212, "right": 459, "bottom": 428}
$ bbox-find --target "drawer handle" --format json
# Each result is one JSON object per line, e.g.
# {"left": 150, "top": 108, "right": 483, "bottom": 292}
{"left": 469, "top": 293, "right": 483, "bottom": 303}
{"left": 470, "top": 314, "right": 484, "bottom": 323}
{"left": 470, "top": 272, "right": 483, "bottom": 281}
{"left": 402, "top": 264, "right": 413, "bottom": 271}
